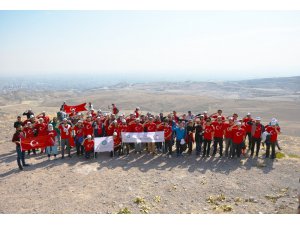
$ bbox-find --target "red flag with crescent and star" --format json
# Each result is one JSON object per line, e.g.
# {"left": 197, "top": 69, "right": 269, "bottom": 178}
{"left": 20, "top": 135, "right": 55, "bottom": 151}
{"left": 63, "top": 103, "right": 87, "bottom": 114}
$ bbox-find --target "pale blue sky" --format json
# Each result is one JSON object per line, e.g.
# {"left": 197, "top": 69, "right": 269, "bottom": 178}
{"left": 0, "top": 11, "right": 300, "bottom": 81}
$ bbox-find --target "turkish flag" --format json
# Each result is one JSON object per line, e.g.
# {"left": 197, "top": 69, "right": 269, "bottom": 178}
{"left": 64, "top": 103, "right": 87, "bottom": 114}
{"left": 20, "top": 135, "right": 54, "bottom": 151}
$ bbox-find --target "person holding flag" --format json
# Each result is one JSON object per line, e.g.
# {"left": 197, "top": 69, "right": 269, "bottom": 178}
{"left": 23, "top": 121, "right": 37, "bottom": 155}
{"left": 12, "top": 125, "right": 30, "bottom": 170}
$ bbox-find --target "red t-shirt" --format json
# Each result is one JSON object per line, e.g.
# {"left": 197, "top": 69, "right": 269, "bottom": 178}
{"left": 37, "top": 115, "right": 50, "bottom": 124}
{"left": 212, "top": 121, "right": 225, "bottom": 138}
{"left": 83, "top": 121, "right": 93, "bottom": 136}
{"left": 232, "top": 127, "right": 246, "bottom": 144}
{"left": 203, "top": 125, "right": 215, "bottom": 140}
{"left": 114, "top": 136, "right": 121, "bottom": 147}
{"left": 252, "top": 123, "right": 263, "bottom": 139}
{"left": 106, "top": 124, "right": 116, "bottom": 136}
{"left": 243, "top": 117, "right": 253, "bottom": 133}
{"left": 93, "top": 122, "right": 104, "bottom": 136}
{"left": 132, "top": 123, "right": 144, "bottom": 132}
{"left": 23, "top": 127, "right": 35, "bottom": 138}
{"left": 35, "top": 123, "right": 48, "bottom": 136}
{"left": 118, "top": 124, "right": 128, "bottom": 135}
{"left": 59, "top": 124, "right": 72, "bottom": 139}
{"left": 145, "top": 122, "right": 157, "bottom": 132}
{"left": 83, "top": 140, "right": 94, "bottom": 152}
{"left": 223, "top": 123, "right": 235, "bottom": 138}
{"left": 164, "top": 125, "right": 173, "bottom": 141}
{"left": 265, "top": 126, "right": 280, "bottom": 142}
{"left": 73, "top": 126, "right": 84, "bottom": 137}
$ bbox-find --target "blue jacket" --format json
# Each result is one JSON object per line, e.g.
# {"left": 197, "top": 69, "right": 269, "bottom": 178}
{"left": 172, "top": 126, "right": 186, "bottom": 140}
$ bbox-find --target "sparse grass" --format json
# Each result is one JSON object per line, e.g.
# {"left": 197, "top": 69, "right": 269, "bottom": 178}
{"left": 287, "top": 154, "right": 300, "bottom": 159}
{"left": 276, "top": 152, "right": 285, "bottom": 159}
{"left": 117, "top": 207, "right": 131, "bottom": 214}
{"left": 134, "top": 196, "right": 145, "bottom": 205}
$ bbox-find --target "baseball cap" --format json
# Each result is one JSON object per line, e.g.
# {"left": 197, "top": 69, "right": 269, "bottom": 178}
{"left": 255, "top": 117, "right": 261, "bottom": 121}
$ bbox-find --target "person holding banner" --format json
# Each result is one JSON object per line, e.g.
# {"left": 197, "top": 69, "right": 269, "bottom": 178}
{"left": 82, "top": 135, "right": 94, "bottom": 159}
{"left": 172, "top": 121, "right": 187, "bottom": 157}
{"left": 12, "top": 125, "right": 29, "bottom": 170}
{"left": 46, "top": 124, "right": 58, "bottom": 160}
{"left": 118, "top": 119, "right": 130, "bottom": 155}
{"left": 59, "top": 118, "right": 72, "bottom": 159}
{"left": 132, "top": 118, "right": 144, "bottom": 154}
{"left": 112, "top": 132, "right": 122, "bottom": 157}
{"left": 144, "top": 117, "right": 157, "bottom": 155}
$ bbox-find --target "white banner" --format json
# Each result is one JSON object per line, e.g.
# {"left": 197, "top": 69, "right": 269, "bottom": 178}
{"left": 121, "top": 131, "right": 164, "bottom": 143}
{"left": 94, "top": 136, "right": 114, "bottom": 152}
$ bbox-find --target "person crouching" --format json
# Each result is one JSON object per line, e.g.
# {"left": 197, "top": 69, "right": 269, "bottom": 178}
{"left": 111, "top": 132, "right": 122, "bottom": 157}
{"left": 82, "top": 135, "right": 94, "bottom": 159}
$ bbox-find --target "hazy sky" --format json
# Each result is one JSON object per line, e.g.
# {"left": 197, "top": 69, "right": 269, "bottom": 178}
{"left": 0, "top": 11, "right": 300, "bottom": 81}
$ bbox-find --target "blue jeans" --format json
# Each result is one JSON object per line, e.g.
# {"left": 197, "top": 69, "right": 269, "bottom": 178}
{"left": 16, "top": 145, "right": 25, "bottom": 167}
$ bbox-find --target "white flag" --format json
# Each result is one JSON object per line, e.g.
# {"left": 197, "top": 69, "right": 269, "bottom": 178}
{"left": 121, "top": 131, "right": 164, "bottom": 143}
{"left": 94, "top": 136, "right": 114, "bottom": 152}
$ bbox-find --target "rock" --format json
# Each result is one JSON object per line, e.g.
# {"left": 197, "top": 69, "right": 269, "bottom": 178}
{"left": 203, "top": 208, "right": 209, "bottom": 211}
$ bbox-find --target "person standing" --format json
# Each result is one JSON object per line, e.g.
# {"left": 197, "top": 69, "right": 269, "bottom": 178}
{"left": 265, "top": 121, "right": 281, "bottom": 159}
{"left": 194, "top": 118, "right": 204, "bottom": 156}
{"left": 212, "top": 116, "right": 225, "bottom": 157}
{"left": 59, "top": 118, "right": 72, "bottom": 159}
{"left": 23, "top": 122, "right": 36, "bottom": 155}
{"left": 172, "top": 121, "right": 187, "bottom": 157}
{"left": 144, "top": 117, "right": 157, "bottom": 155}
{"left": 231, "top": 122, "right": 246, "bottom": 158}
{"left": 202, "top": 119, "right": 215, "bottom": 157}
{"left": 132, "top": 118, "right": 144, "bottom": 154}
{"left": 250, "top": 117, "right": 265, "bottom": 157}
{"left": 73, "top": 120, "right": 85, "bottom": 156}
{"left": 223, "top": 117, "right": 235, "bottom": 158}
{"left": 161, "top": 119, "right": 173, "bottom": 156}
{"left": 186, "top": 120, "right": 195, "bottom": 155}
{"left": 46, "top": 124, "right": 58, "bottom": 160}
{"left": 243, "top": 113, "right": 254, "bottom": 151}
{"left": 12, "top": 125, "right": 30, "bottom": 170}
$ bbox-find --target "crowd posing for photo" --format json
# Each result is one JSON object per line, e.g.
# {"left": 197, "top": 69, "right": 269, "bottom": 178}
{"left": 12, "top": 102, "right": 282, "bottom": 170}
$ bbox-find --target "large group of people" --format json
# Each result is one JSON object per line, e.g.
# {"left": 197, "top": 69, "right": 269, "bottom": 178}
{"left": 12, "top": 103, "right": 282, "bottom": 171}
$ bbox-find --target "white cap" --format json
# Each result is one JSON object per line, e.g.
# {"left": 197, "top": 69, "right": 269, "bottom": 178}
{"left": 96, "top": 116, "right": 101, "bottom": 119}
{"left": 113, "top": 120, "right": 118, "bottom": 123}
{"left": 247, "top": 112, "right": 251, "bottom": 116}
{"left": 113, "top": 132, "right": 117, "bottom": 136}
{"left": 27, "top": 121, "right": 31, "bottom": 124}
{"left": 48, "top": 124, "right": 53, "bottom": 127}
{"left": 63, "top": 118, "right": 68, "bottom": 121}
{"left": 87, "top": 135, "right": 92, "bottom": 139}
{"left": 30, "top": 115, "right": 35, "bottom": 118}
{"left": 136, "top": 107, "right": 140, "bottom": 110}
{"left": 203, "top": 111, "right": 208, "bottom": 114}
{"left": 271, "top": 118, "right": 277, "bottom": 122}
{"left": 98, "top": 109, "right": 102, "bottom": 112}
{"left": 271, "top": 121, "right": 276, "bottom": 126}
{"left": 236, "top": 122, "right": 242, "bottom": 126}
{"left": 42, "top": 111, "right": 46, "bottom": 113}
{"left": 255, "top": 117, "right": 261, "bottom": 121}
{"left": 136, "top": 118, "right": 140, "bottom": 121}
{"left": 103, "top": 113, "right": 107, "bottom": 116}
{"left": 78, "top": 120, "right": 83, "bottom": 123}
{"left": 122, "top": 119, "right": 126, "bottom": 123}
{"left": 217, "top": 115, "right": 222, "bottom": 118}
{"left": 229, "top": 117, "right": 234, "bottom": 121}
